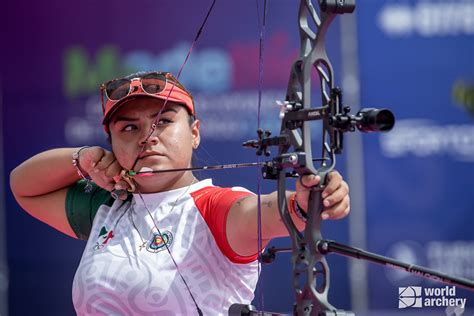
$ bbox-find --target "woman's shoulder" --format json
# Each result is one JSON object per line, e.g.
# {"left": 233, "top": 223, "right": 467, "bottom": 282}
{"left": 190, "top": 178, "right": 254, "bottom": 198}
{"left": 65, "top": 180, "right": 122, "bottom": 240}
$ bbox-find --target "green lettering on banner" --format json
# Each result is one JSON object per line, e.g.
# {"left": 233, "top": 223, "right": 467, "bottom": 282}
{"left": 63, "top": 45, "right": 130, "bottom": 99}
{"left": 453, "top": 80, "right": 474, "bottom": 116}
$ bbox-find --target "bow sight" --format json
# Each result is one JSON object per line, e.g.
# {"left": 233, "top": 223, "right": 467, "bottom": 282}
{"left": 244, "top": 87, "right": 395, "bottom": 160}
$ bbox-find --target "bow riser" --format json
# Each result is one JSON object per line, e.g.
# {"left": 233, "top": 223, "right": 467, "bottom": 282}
{"left": 277, "top": 0, "right": 355, "bottom": 314}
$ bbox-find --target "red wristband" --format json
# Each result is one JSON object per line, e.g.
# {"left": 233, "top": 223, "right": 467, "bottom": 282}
{"left": 289, "top": 192, "right": 307, "bottom": 221}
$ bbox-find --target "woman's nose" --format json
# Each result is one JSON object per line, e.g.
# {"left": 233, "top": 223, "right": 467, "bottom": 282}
{"left": 139, "top": 124, "right": 160, "bottom": 145}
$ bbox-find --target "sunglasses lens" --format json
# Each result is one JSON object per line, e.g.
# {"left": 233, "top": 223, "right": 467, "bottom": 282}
{"left": 141, "top": 73, "right": 167, "bottom": 94}
{"left": 106, "top": 79, "right": 131, "bottom": 101}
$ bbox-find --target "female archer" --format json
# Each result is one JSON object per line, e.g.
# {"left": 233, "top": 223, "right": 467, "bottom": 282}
{"left": 10, "top": 71, "right": 350, "bottom": 315}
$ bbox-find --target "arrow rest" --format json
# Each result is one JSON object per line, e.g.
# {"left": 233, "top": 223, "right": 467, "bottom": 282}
{"left": 242, "top": 128, "right": 290, "bottom": 157}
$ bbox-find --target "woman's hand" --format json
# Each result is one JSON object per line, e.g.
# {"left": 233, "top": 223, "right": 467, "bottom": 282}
{"left": 78, "top": 146, "right": 129, "bottom": 195}
{"left": 295, "top": 171, "right": 350, "bottom": 220}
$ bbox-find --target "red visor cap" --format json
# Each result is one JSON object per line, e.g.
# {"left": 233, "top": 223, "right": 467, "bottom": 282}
{"left": 102, "top": 81, "right": 195, "bottom": 131}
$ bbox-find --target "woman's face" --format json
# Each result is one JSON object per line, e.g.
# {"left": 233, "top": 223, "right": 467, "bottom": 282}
{"left": 108, "top": 98, "right": 200, "bottom": 192}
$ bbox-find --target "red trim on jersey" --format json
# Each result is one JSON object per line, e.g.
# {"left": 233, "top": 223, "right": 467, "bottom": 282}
{"left": 191, "top": 186, "right": 258, "bottom": 264}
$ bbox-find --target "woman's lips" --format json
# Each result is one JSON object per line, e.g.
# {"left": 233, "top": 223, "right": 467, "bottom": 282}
{"left": 139, "top": 151, "right": 164, "bottom": 159}
{"left": 136, "top": 154, "right": 166, "bottom": 176}
{"left": 138, "top": 167, "right": 154, "bottom": 176}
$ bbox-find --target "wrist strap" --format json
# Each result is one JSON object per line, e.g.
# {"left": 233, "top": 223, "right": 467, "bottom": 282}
{"left": 72, "top": 146, "right": 92, "bottom": 193}
{"left": 289, "top": 192, "right": 307, "bottom": 222}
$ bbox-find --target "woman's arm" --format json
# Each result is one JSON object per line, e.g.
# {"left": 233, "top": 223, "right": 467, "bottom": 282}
{"left": 226, "top": 171, "right": 350, "bottom": 256}
{"left": 10, "top": 147, "right": 120, "bottom": 237}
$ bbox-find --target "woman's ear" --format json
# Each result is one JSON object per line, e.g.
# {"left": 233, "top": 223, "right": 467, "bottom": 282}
{"left": 191, "top": 119, "right": 200, "bottom": 149}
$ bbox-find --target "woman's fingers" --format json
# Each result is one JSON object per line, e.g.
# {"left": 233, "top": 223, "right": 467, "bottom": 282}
{"left": 295, "top": 174, "right": 321, "bottom": 210}
{"left": 295, "top": 171, "right": 351, "bottom": 221}
{"left": 92, "top": 151, "right": 115, "bottom": 172}
{"left": 322, "top": 171, "right": 343, "bottom": 198}
{"left": 321, "top": 196, "right": 350, "bottom": 220}
{"left": 77, "top": 147, "right": 128, "bottom": 193}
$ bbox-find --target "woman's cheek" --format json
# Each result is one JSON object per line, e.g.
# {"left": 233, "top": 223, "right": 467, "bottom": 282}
{"left": 113, "top": 147, "right": 133, "bottom": 170}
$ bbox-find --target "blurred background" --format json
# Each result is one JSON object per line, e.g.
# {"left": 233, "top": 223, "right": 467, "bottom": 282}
{"left": 1, "top": 0, "right": 473, "bottom": 315}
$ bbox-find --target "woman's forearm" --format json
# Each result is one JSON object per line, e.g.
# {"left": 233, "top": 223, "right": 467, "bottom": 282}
{"left": 10, "top": 148, "right": 83, "bottom": 197}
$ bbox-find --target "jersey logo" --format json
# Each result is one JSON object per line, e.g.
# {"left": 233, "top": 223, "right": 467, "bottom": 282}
{"left": 92, "top": 226, "right": 114, "bottom": 251}
{"left": 146, "top": 231, "right": 173, "bottom": 253}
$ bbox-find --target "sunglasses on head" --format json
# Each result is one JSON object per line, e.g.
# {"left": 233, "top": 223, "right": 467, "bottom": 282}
{"left": 100, "top": 71, "right": 189, "bottom": 103}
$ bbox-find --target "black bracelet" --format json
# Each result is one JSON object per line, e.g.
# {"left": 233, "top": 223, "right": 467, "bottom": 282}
{"left": 294, "top": 199, "right": 307, "bottom": 221}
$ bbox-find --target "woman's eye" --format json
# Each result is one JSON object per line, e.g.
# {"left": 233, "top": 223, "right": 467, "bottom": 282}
{"left": 121, "top": 124, "right": 137, "bottom": 132}
{"left": 157, "top": 118, "right": 172, "bottom": 125}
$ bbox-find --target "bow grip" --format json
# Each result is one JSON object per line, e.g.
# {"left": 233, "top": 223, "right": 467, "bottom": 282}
{"left": 307, "top": 181, "right": 326, "bottom": 241}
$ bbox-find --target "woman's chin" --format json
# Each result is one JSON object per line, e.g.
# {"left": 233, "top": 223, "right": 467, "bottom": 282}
{"left": 136, "top": 163, "right": 170, "bottom": 174}
{"left": 133, "top": 165, "right": 192, "bottom": 192}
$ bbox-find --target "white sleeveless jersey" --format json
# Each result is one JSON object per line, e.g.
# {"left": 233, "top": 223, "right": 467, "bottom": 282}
{"left": 71, "top": 179, "right": 259, "bottom": 315}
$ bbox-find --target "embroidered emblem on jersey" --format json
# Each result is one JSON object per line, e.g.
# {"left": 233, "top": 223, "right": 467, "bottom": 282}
{"left": 146, "top": 231, "right": 173, "bottom": 253}
{"left": 92, "top": 226, "right": 114, "bottom": 251}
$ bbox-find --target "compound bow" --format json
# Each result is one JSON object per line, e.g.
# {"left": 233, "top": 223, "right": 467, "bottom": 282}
{"left": 113, "top": 0, "right": 473, "bottom": 314}
{"left": 235, "top": 0, "right": 473, "bottom": 315}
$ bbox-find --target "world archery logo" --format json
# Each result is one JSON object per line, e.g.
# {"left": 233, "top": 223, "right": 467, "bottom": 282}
{"left": 398, "top": 286, "right": 467, "bottom": 310}
{"left": 146, "top": 231, "right": 173, "bottom": 253}
{"left": 399, "top": 286, "right": 422, "bottom": 308}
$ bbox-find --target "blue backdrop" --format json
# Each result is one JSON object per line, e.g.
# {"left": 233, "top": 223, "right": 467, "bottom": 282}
{"left": 1, "top": 0, "right": 473, "bottom": 315}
